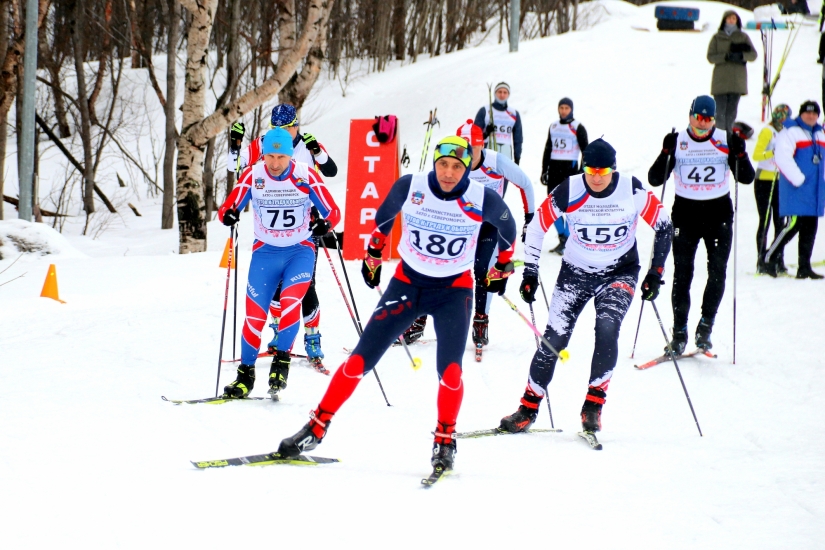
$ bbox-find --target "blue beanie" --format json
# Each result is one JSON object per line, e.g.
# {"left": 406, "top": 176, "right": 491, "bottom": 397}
{"left": 690, "top": 95, "right": 716, "bottom": 118}
{"left": 583, "top": 138, "right": 616, "bottom": 169}
{"left": 262, "top": 128, "right": 294, "bottom": 156}
{"left": 558, "top": 97, "right": 573, "bottom": 109}
{"left": 270, "top": 104, "right": 299, "bottom": 128}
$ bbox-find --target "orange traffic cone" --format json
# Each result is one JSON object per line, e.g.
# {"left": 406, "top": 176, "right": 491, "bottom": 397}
{"left": 219, "top": 238, "right": 236, "bottom": 269}
{"left": 40, "top": 264, "right": 66, "bottom": 303}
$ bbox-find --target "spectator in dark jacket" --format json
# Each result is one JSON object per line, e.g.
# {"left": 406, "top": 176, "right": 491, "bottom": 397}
{"left": 707, "top": 10, "right": 757, "bottom": 133}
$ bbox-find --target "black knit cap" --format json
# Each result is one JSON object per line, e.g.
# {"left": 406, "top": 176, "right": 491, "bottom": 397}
{"left": 558, "top": 97, "right": 573, "bottom": 109}
{"left": 800, "top": 100, "right": 821, "bottom": 115}
{"left": 583, "top": 138, "right": 616, "bottom": 169}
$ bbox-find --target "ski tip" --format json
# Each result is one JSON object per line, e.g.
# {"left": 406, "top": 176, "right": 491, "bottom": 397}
{"left": 161, "top": 395, "right": 168, "bottom": 401}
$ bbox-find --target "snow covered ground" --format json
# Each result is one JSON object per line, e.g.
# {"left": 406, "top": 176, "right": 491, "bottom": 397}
{"left": 1, "top": 1, "right": 824, "bottom": 548}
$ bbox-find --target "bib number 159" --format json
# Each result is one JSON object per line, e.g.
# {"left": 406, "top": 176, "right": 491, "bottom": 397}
{"left": 576, "top": 225, "right": 629, "bottom": 245}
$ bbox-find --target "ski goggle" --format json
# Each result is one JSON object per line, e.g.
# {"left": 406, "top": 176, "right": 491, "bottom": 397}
{"left": 583, "top": 166, "right": 613, "bottom": 176}
{"left": 434, "top": 142, "right": 471, "bottom": 167}
{"left": 269, "top": 116, "right": 299, "bottom": 129}
{"left": 692, "top": 113, "right": 715, "bottom": 123}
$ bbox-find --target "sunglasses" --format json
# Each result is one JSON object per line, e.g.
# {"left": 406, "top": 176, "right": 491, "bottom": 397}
{"left": 693, "top": 113, "right": 715, "bottom": 123}
{"left": 436, "top": 143, "right": 471, "bottom": 162}
{"left": 583, "top": 166, "right": 613, "bottom": 176}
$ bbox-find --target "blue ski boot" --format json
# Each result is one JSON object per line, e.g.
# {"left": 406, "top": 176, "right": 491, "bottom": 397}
{"left": 304, "top": 329, "right": 326, "bottom": 372}
{"left": 266, "top": 318, "right": 280, "bottom": 354}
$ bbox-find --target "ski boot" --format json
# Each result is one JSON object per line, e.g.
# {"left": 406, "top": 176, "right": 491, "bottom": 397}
{"left": 499, "top": 390, "right": 541, "bottom": 433}
{"left": 796, "top": 265, "right": 824, "bottom": 280}
{"left": 268, "top": 351, "right": 291, "bottom": 397}
{"left": 266, "top": 318, "right": 280, "bottom": 354}
{"left": 431, "top": 422, "right": 457, "bottom": 471}
{"left": 278, "top": 408, "right": 333, "bottom": 458}
{"left": 776, "top": 253, "right": 788, "bottom": 275}
{"left": 666, "top": 325, "right": 688, "bottom": 356}
{"left": 472, "top": 312, "right": 489, "bottom": 346}
{"left": 403, "top": 315, "right": 428, "bottom": 345}
{"left": 550, "top": 234, "right": 567, "bottom": 255}
{"left": 304, "top": 329, "right": 325, "bottom": 371}
{"left": 695, "top": 317, "right": 714, "bottom": 351}
{"left": 223, "top": 364, "right": 255, "bottom": 398}
{"left": 581, "top": 387, "right": 606, "bottom": 433}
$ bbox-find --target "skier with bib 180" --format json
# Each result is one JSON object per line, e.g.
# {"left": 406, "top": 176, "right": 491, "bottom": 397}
{"left": 228, "top": 105, "right": 338, "bottom": 369}
{"left": 498, "top": 138, "right": 673, "bottom": 442}
{"left": 474, "top": 82, "right": 523, "bottom": 163}
{"left": 277, "top": 135, "right": 517, "bottom": 474}
{"left": 648, "top": 95, "right": 754, "bottom": 355}
{"left": 541, "top": 98, "right": 590, "bottom": 255}
{"left": 217, "top": 128, "right": 340, "bottom": 399}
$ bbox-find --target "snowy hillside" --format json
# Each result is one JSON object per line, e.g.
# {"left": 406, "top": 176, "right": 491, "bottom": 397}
{"left": 1, "top": 2, "right": 824, "bottom": 548}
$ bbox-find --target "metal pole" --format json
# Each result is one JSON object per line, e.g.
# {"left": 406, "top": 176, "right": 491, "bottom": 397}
{"left": 509, "top": 0, "right": 520, "bottom": 53}
{"left": 18, "top": 0, "right": 39, "bottom": 221}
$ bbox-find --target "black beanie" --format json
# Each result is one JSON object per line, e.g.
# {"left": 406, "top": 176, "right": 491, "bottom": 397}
{"left": 800, "top": 100, "right": 821, "bottom": 116}
{"left": 558, "top": 97, "right": 573, "bottom": 109}
{"left": 583, "top": 138, "right": 616, "bottom": 169}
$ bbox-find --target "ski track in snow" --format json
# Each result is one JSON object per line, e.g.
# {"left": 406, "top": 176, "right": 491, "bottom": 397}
{"left": 1, "top": 1, "right": 823, "bottom": 547}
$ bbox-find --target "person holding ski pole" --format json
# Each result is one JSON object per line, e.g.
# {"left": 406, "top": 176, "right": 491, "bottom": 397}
{"left": 707, "top": 10, "right": 757, "bottom": 134}
{"left": 474, "top": 82, "right": 523, "bottom": 163}
{"left": 278, "top": 135, "right": 517, "bottom": 475}
{"left": 647, "top": 95, "right": 754, "bottom": 354}
{"left": 498, "top": 138, "right": 672, "bottom": 440}
{"left": 540, "top": 97, "right": 590, "bottom": 255}
{"left": 217, "top": 128, "right": 340, "bottom": 399}
{"left": 229, "top": 105, "right": 339, "bottom": 368}
{"left": 752, "top": 104, "right": 791, "bottom": 274}
{"left": 764, "top": 100, "right": 825, "bottom": 280}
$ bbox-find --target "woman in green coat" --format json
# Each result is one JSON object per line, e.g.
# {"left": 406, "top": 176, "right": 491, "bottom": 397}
{"left": 707, "top": 10, "right": 758, "bottom": 134}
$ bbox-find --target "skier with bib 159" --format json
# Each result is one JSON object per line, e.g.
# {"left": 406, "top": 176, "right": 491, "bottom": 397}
{"left": 498, "top": 138, "right": 672, "bottom": 445}
{"left": 277, "top": 135, "right": 517, "bottom": 475}
{"left": 647, "top": 95, "right": 754, "bottom": 355}
{"left": 217, "top": 127, "right": 340, "bottom": 399}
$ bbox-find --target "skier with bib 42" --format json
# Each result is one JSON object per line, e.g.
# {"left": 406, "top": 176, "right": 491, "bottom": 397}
{"left": 648, "top": 95, "right": 754, "bottom": 355}
{"left": 217, "top": 128, "right": 340, "bottom": 399}
{"left": 228, "top": 104, "right": 339, "bottom": 369}
{"left": 499, "top": 138, "right": 672, "bottom": 443}
{"left": 278, "top": 135, "right": 517, "bottom": 475}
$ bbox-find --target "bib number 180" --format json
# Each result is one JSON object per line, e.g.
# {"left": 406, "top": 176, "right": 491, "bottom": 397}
{"left": 409, "top": 229, "right": 467, "bottom": 258}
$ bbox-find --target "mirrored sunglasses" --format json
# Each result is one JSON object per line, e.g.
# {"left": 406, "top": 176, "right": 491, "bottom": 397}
{"left": 583, "top": 166, "right": 613, "bottom": 176}
{"left": 693, "top": 113, "right": 715, "bottom": 123}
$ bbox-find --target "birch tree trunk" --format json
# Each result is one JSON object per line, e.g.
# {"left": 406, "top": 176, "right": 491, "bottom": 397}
{"left": 70, "top": 0, "right": 96, "bottom": 226}
{"left": 176, "top": 0, "right": 331, "bottom": 254}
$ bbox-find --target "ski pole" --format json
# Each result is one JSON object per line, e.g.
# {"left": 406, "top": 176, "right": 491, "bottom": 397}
{"left": 487, "top": 83, "right": 498, "bottom": 149}
{"left": 528, "top": 303, "right": 540, "bottom": 348}
{"left": 630, "top": 127, "right": 675, "bottom": 359}
{"left": 733, "top": 161, "right": 739, "bottom": 365}
{"left": 537, "top": 273, "right": 550, "bottom": 310}
{"left": 499, "top": 294, "right": 570, "bottom": 362}
{"left": 321, "top": 243, "right": 392, "bottom": 406}
{"left": 215, "top": 226, "right": 235, "bottom": 397}
{"left": 650, "top": 301, "right": 703, "bottom": 437}
{"left": 376, "top": 286, "right": 423, "bottom": 371}
{"left": 332, "top": 232, "right": 364, "bottom": 332}
{"left": 232, "top": 225, "right": 239, "bottom": 368}
{"left": 543, "top": 385, "right": 555, "bottom": 429}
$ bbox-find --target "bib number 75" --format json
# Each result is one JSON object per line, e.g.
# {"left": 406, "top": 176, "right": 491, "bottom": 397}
{"left": 263, "top": 208, "right": 298, "bottom": 230}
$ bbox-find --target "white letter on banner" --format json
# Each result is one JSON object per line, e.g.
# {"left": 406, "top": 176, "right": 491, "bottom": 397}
{"left": 359, "top": 234, "right": 372, "bottom": 249}
{"left": 366, "top": 131, "right": 380, "bottom": 147}
{"left": 361, "top": 208, "right": 376, "bottom": 225}
{"left": 361, "top": 182, "right": 379, "bottom": 199}
{"left": 364, "top": 156, "right": 380, "bottom": 173}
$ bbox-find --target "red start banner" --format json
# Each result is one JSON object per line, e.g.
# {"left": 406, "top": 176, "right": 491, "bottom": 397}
{"left": 342, "top": 119, "right": 402, "bottom": 260}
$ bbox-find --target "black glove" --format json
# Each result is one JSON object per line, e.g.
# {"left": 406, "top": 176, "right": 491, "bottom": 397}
{"left": 662, "top": 131, "right": 678, "bottom": 154}
{"left": 484, "top": 261, "right": 514, "bottom": 295}
{"left": 514, "top": 156, "right": 520, "bottom": 165}
{"left": 728, "top": 132, "right": 746, "bottom": 157}
{"left": 725, "top": 52, "right": 745, "bottom": 63}
{"left": 302, "top": 132, "right": 322, "bottom": 156}
{"left": 540, "top": 171, "right": 550, "bottom": 186}
{"left": 361, "top": 247, "right": 383, "bottom": 289}
{"left": 484, "top": 122, "right": 496, "bottom": 138}
{"left": 229, "top": 122, "right": 245, "bottom": 154}
{"left": 222, "top": 208, "right": 240, "bottom": 227}
{"left": 640, "top": 272, "right": 663, "bottom": 302}
{"left": 310, "top": 217, "right": 331, "bottom": 237}
{"left": 522, "top": 212, "right": 534, "bottom": 243}
{"left": 729, "top": 42, "right": 751, "bottom": 53}
{"left": 520, "top": 267, "right": 539, "bottom": 303}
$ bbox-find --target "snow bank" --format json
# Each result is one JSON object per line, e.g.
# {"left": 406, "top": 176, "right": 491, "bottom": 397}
{"left": 0, "top": 219, "right": 88, "bottom": 261}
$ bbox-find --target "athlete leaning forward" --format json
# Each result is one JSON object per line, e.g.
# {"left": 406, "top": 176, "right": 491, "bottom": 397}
{"left": 277, "top": 135, "right": 517, "bottom": 473}
{"left": 499, "top": 138, "right": 673, "bottom": 446}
